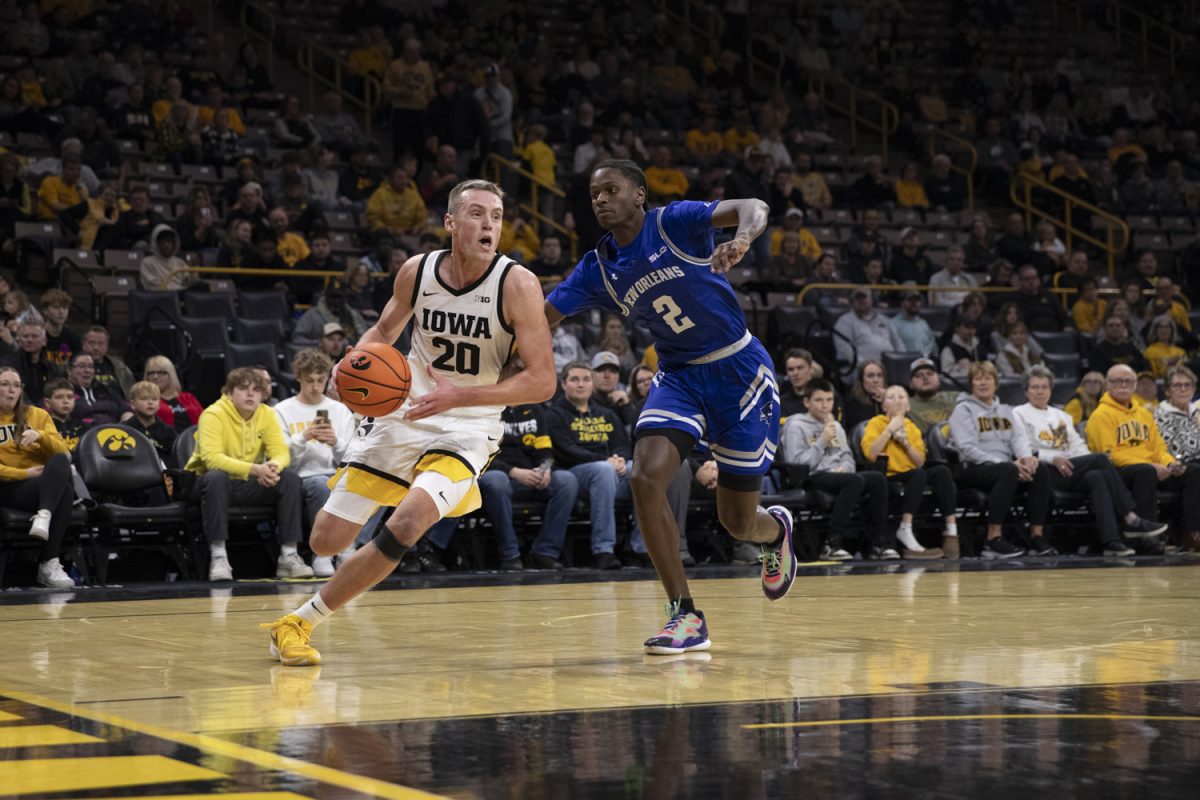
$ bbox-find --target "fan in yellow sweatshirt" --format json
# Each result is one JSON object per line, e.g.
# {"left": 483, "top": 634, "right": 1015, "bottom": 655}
{"left": 0, "top": 406, "right": 70, "bottom": 480}
{"left": 1084, "top": 391, "right": 1175, "bottom": 468}
{"left": 184, "top": 394, "right": 291, "bottom": 479}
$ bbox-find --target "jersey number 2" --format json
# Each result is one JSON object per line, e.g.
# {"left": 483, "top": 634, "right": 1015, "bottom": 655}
{"left": 653, "top": 295, "right": 695, "bottom": 334}
{"left": 431, "top": 337, "right": 481, "bottom": 375}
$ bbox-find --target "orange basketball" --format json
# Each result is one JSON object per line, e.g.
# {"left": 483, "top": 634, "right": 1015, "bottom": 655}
{"left": 335, "top": 342, "right": 412, "bottom": 416}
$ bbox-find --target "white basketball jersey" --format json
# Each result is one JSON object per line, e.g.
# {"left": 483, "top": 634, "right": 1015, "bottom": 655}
{"left": 403, "top": 249, "right": 516, "bottom": 420}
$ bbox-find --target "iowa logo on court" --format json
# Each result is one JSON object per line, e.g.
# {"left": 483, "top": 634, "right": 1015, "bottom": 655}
{"left": 96, "top": 427, "right": 136, "bottom": 453}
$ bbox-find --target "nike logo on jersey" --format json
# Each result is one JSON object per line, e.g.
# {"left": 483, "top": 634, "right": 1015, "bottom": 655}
{"left": 438, "top": 490, "right": 448, "bottom": 504}
{"left": 422, "top": 290, "right": 438, "bottom": 297}
{"left": 487, "top": 436, "right": 498, "bottom": 442}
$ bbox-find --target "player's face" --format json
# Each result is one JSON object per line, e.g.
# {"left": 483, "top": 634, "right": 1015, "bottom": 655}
{"left": 447, "top": 190, "right": 503, "bottom": 260}
{"left": 562, "top": 367, "right": 594, "bottom": 404}
{"left": 590, "top": 168, "right": 645, "bottom": 230}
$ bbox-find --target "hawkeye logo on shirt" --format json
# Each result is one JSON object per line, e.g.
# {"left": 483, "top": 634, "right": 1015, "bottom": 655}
{"left": 1038, "top": 424, "right": 1070, "bottom": 451}
{"left": 1115, "top": 420, "right": 1152, "bottom": 446}
{"left": 976, "top": 416, "right": 1013, "bottom": 432}
{"left": 570, "top": 415, "right": 615, "bottom": 443}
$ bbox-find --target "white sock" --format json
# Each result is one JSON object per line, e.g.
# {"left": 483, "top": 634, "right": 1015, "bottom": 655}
{"left": 210, "top": 543, "right": 227, "bottom": 557}
{"left": 896, "top": 524, "right": 923, "bottom": 552}
{"left": 280, "top": 543, "right": 299, "bottom": 556}
{"left": 944, "top": 523, "right": 958, "bottom": 538}
{"left": 293, "top": 592, "right": 333, "bottom": 628}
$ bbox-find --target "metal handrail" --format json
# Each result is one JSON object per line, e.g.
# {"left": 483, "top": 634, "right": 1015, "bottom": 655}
{"left": 483, "top": 154, "right": 579, "bottom": 261}
{"left": 926, "top": 129, "right": 978, "bottom": 211}
{"left": 808, "top": 74, "right": 900, "bottom": 163}
{"left": 795, "top": 282, "right": 1078, "bottom": 306}
{"left": 655, "top": 0, "right": 723, "bottom": 46}
{"left": 238, "top": 2, "right": 277, "bottom": 83}
{"left": 747, "top": 34, "right": 785, "bottom": 89}
{"left": 1053, "top": 0, "right": 1185, "bottom": 77}
{"left": 1009, "top": 172, "right": 1130, "bottom": 280}
{"left": 295, "top": 39, "right": 383, "bottom": 140}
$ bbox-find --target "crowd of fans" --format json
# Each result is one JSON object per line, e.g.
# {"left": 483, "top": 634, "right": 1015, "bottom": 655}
{"left": 1, "top": 0, "right": 1199, "bottom": 585}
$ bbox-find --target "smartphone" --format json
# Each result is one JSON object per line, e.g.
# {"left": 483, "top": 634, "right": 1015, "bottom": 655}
{"left": 315, "top": 409, "right": 329, "bottom": 424}
{"left": 201, "top": 207, "right": 211, "bottom": 219}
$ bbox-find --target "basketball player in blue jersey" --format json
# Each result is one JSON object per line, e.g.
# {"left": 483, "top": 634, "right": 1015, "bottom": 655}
{"left": 545, "top": 160, "right": 796, "bottom": 655}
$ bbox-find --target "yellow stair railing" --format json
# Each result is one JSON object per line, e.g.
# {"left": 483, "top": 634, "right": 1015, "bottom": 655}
{"left": 655, "top": 0, "right": 723, "bottom": 48}
{"left": 1052, "top": 0, "right": 1185, "bottom": 77}
{"left": 927, "top": 128, "right": 978, "bottom": 210}
{"left": 296, "top": 39, "right": 383, "bottom": 140}
{"left": 484, "top": 154, "right": 580, "bottom": 261}
{"left": 747, "top": 34, "right": 785, "bottom": 89}
{"left": 1009, "top": 172, "right": 1130, "bottom": 280}
{"left": 238, "top": 2, "right": 277, "bottom": 83}
{"left": 808, "top": 74, "right": 900, "bottom": 164}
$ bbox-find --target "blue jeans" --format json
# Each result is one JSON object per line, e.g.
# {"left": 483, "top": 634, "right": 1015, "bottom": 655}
{"left": 300, "top": 474, "right": 333, "bottom": 529}
{"left": 479, "top": 469, "right": 580, "bottom": 559}
{"left": 570, "top": 461, "right": 635, "bottom": 554}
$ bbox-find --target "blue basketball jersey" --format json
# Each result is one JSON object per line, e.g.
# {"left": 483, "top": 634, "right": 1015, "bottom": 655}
{"left": 547, "top": 201, "right": 749, "bottom": 366}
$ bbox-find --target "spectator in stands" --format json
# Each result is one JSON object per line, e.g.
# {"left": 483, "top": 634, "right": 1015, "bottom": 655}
{"left": 226, "top": 180, "right": 269, "bottom": 234}
{"left": 273, "top": 349, "right": 356, "bottom": 576}
{"left": 273, "top": 95, "right": 321, "bottom": 151}
{"left": 4, "top": 319, "right": 63, "bottom": 404}
{"left": 293, "top": 232, "right": 342, "bottom": 307}
{"left": 8, "top": 2, "right": 49, "bottom": 57}
{"left": 551, "top": 321, "right": 585, "bottom": 373}
{"left": 1145, "top": 277, "right": 1191, "bottom": 334}
{"left": 140, "top": 224, "right": 191, "bottom": 292}
{"left": 835, "top": 289, "right": 903, "bottom": 372}
{"left": 888, "top": 162, "right": 928, "bottom": 211}
{"left": 628, "top": 364, "right": 656, "bottom": 414}
{"left": 1135, "top": 371, "right": 1160, "bottom": 409}
{"left": 293, "top": 287, "right": 368, "bottom": 347}
{"left": 186, "top": 367, "right": 310, "bottom": 581}
{"left": 81, "top": 326, "right": 132, "bottom": 399}
{"left": 843, "top": 359, "right": 887, "bottom": 430}
{"left": 427, "top": 73, "right": 489, "bottom": 178}
{"left": 644, "top": 145, "right": 689, "bottom": 204}
{"left": 44, "top": 377, "right": 82, "bottom": 452}
{"left": 779, "top": 348, "right": 816, "bottom": 420}
{"left": 850, "top": 155, "right": 897, "bottom": 210}
{"left": 860, "top": 384, "right": 954, "bottom": 559}
{"left": 1089, "top": 315, "right": 1148, "bottom": 376}
{"left": 722, "top": 111, "right": 760, "bottom": 156}
{"left": 336, "top": 146, "right": 378, "bottom": 211}
{"left": 0, "top": 153, "right": 32, "bottom": 242}
{"left": 266, "top": 207, "right": 310, "bottom": 267}
{"left": 592, "top": 314, "right": 638, "bottom": 372}
{"left": 1008, "top": 264, "right": 1072, "bottom": 332}
{"left": 781, "top": 377, "right": 888, "bottom": 560}
{"left": 793, "top": 153, "right": 832, "bottom": 210}
{"left": 1032, "top": 221, "right": 1066, "bottom": 270}
{"left": 497, "top": 205, "right": 539, "bottom": 264}
{"left": 302, "top": 148, "right": 342, "bottom": 212}
{"left": 340, "top": 260, "right": 378, "bottom": 322}
{"left": 802, "top": 252, "right": 849, "bottom": 308}
{"left": 906, "top": 357, "right": 957, "bottom": 436}
{"left": 1119, "top": 160, "right": 1155, "bottom": 214}
{"left": 996, "top": 321, "right": 1044, "bottom": 378}
{"left": 981, "top": 259, "right": 1015, "bottom": 311}
{"left": 66, "top": 352, "right": 123, "bottom": 427}
{"left": 37, "top": 289, "right": 77, "bottom": 369}
{"left": 995, "top": 213, "right": 1041, "bottom": 270}
{"left": 939, "top": 313, "right": 985, "bottom": 380}
{"left": 964, "top": 215, "right": 999, "bottom": 272}
{"left": 124, "top": 380, "right": 177, "bottom": 468}
{"left": 1152, "top": 366, "right": 1200, "bottom": 552}
{"left": 530, "top": 235, "right": 568, "bottom": 279}
{"left": 767, "top": 168, "right": 807, "bottom": 224}
{"left": 1052, "top": 249, "right": 1091, "bottom": 308}
{"left": 1104, "top": 298, "right": 1146, "bottom": 349}
{"left": 310, "top": 91, "right": 367, "bottom": 161}
{"left": 590, "top": 350, "right": 636, "bottom": 429}
{"left": 977, "top": 116, "right": 1018, "bottom": 197}
{"left": 928, "top": 246, "right": 977, "bottom": 308}
{"left": 1143, "top": 316, "right": 1185, "bottom": 378}
{"left": 924, "top": 154, "right": 967, "bottom": 211}
{"left": 36, "top": 153, "right": 87, "bottom": 222}
{"left": 1065, "top": 371, "right": 1104, "bottom": 426}
{"left": 217, "top": 219, "right": 253, "bottom": 270}
{"left": 416, "top": 144, "right": 460, "bottom": 213}
{"left": 366, "top": 164, "right": 426, "bottom": 242}
{"left": 770, "top": 208, "right": 821, "bottom": 263}
{"left": 175, "top": 187, "right": 220, "bottom": 253}
{"left": 1087, "top": 363, "right": 1197, "bottom": 555}
{"left": 889, "top": 227, "right": 933, "bottom": 284}
{"left": 949, "top": 360, "right": 1051, "bottom": 558}
{"left": 546, "top": 361, "right": 633, "bottom": 570}
{"left": 313, "top": 322, "right": 345, "bottom": 359}
{"left": 156, "top": 100, "right": 200, "bottom": 169}
{"left": 476, "top": 63, "right": 514, "bottom": 168}
{"left": 200, "top": 107, "right": 242, "bottom": 167}
{"left": 1154, "top": 160, "right": 1197, "bottom": 214}
{"left": 62, "top": 106, "right": 125, "bottom": 184}
{"left": 4, "top": 290, "right": 37, "bottom": 327}
{"left": 1051, "top": 152, "right": 1093, "bottom": 202}
{"left": 685, "top": 115, "right": 725, "bottom": 166}
{"left": 890, "top": 291, "right": 938, "bottom": 357}
{"left": 239, "top": 230, "right": 289, "bottom": 290}
{"left": 143, "top": 355, "right": 201, "bottom": 432}
{"left": 723, "top": 146, "right": 771, "bottom": 266}
{"left": 767, "top": 231, "right": 808, "bottom": 288}
{"left": 795, "top": 90, "right": 834, "bottom": 146}
{"left": 844, "top": 209, "right": 888, "bottom": 274}
{"left": 990, "top": 302, "right": 1041, "bottom": 358}
{"left": 0, "top": 365, "right": 74, "bottom": 588}
{"left": 108, "top": 186, "right": 162, "bottom": 250}
{"left": 1014, "top": 366, "right": 1158, "bottom": 556}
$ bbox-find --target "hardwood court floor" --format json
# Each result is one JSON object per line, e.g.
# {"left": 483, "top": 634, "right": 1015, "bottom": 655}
{"left": 2, "top": 561, "right": 1199, "bottom": 798}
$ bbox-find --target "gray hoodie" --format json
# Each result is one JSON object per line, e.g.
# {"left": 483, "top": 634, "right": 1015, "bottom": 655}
{"left": 140, "top": 223, "right": 190, "bottom": 291}
{"left": 780, "top": 413, "right": 855, "bottom": 473}
{"left": 948, "top": 391, "right": 1032, "bottom": 464}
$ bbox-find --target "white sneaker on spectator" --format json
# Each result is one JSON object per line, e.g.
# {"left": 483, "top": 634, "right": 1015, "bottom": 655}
{"left": 311, "top": 556, "right": 335, "bottom": 578}
{"left": 29, "top": 510, "right": 51, "bottom": 541}
{"left": 334, "top": 545, "right": 356, "bottom": 568}
{"left": 209, "top": 553, "right": 233, "bottom": 581}
{"left": 276, "top": 551, "right": 315, "bottom": 578}
{"left": 37, "top": 558, "right": 74, "bottom": 589}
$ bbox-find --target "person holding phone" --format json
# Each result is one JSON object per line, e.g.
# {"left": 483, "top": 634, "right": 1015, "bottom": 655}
{"left": 274, "top": 349, "right": 357, "bottom": 576}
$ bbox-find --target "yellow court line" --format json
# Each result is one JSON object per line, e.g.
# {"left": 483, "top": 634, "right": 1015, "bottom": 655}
{"left": 0, "top": 723, "right": 104, "bottom": 747}
{"left": 87, "top": 794, "right": 313, "bottom": 800}
{"left": 743, "top": 713, "right": 1200, "bottom": 730}
{"left": 0, "top": 756, "right": 225, "bottom": 794}
{"left": 0, "top": 688, "right": 446, "bottom": 800}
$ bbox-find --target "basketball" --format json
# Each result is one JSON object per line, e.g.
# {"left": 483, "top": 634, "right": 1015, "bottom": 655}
{"left": 335, "top": 342, "right": 412, "bottom": 416}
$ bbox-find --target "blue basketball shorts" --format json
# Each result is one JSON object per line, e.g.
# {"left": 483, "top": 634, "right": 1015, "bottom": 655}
{"left": 635, "top": 336, "right": 780, "bottom": 476}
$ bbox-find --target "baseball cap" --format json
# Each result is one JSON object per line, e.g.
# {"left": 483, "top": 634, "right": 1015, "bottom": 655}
{"left": 1136, "top": 370, "right": 1156, "bottom": 381}
{"left": 590, "top": 351, "right": 622, "bottom": 371}
{"left": 903, "top": 289, "right": 923, "bottom": 301}
{"left": 744, "top": 144, "right": 766, "bottom": 158}
{"left": 899, "top": 226, "right": 918, "bottom": 240}
{"left": 322, "top": 322, "right": 345, "bottom": 337}
{"left": 910, "top": 357, "right": 937, "bottom": 377}
{"left": 850, "top": 286, "right": 871, "bottom": 299}
{"left": 784, "top": 207, "right": 805, "bottom": 220}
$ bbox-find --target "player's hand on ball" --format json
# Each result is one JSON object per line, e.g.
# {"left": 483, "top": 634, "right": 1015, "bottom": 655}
{"left": 405, "top": 364, "right": 463, "bottom": 421}
{"left": 710, "top": 236, "right": 750, "bottom": 274}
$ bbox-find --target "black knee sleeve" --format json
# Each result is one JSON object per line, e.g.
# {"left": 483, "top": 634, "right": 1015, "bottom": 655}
{"left": 372, "top": 528, "right": 411, "bottom": 561}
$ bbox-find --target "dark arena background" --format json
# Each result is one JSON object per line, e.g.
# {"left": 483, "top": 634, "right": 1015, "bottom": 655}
{"left": 1, "top": 0, "right": 1199, "bottom": 797}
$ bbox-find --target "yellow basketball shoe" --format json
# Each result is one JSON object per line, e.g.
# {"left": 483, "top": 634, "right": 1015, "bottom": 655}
{"left": 261, "top": 614, "right": 322, "bottom": 666}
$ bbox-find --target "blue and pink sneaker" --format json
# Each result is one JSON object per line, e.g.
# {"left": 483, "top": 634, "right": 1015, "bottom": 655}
{"left": 760, "top": 506, "right": 797, "bottom": 601}
{"left": 644, "top": 602, "right": 712, "bottom": 655}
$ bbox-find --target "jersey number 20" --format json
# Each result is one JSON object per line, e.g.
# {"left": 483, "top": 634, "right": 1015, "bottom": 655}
{"left": 431, "top": 336, "right": 481, "bottom": 375}
{"left": 653, "top": 295, "right": 695, "bottom": 334}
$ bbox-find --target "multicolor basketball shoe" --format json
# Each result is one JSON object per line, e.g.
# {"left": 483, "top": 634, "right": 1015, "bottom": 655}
{"left": 261, "top": 614, "right": 322, "bottom": 666}
{"left": 760, "top": 506, "right": 798, "bottom": 601}
{"left": 643, "top": 601, "right": 712, "bottom": 655}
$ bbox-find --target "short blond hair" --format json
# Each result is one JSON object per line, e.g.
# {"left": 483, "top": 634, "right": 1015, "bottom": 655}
{"left": 967, "top": 360, "right": 999, "bottom": 387}
{"left": 129, "top": 380, "right": 161, "bottom": 401}
{"left": 448, "top": 179, "right": 503, "bottom": 214}
{"left": 292, "top": 348, "right": 332, "bottom": 378}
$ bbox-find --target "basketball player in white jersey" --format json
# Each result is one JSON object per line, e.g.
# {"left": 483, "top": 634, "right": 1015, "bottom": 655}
{"left": 262, "top": 179, "right": 556, "bottom": 666}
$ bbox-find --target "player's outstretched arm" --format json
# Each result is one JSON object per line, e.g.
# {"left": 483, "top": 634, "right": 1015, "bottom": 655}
{"left": 354, "top": 255, "right": 421, "bottom": 347}
{"left": 405, "top": 266, "right": 556, "bottom": 420}
{"left": 709, "top": 198, "right": 769, "bottom": 273}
